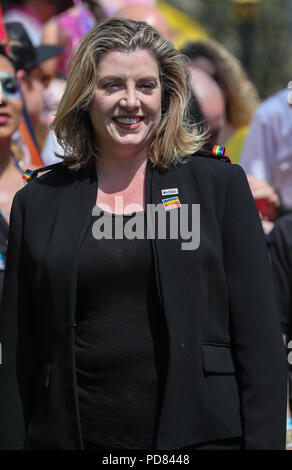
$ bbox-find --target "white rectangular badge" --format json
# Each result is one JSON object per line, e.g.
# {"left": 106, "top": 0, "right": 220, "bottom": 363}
{"left": 161, "top": 188, "right": 179, "bottom": 196}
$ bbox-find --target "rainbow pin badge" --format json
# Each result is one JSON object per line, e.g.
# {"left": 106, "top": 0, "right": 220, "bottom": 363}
{"left": 212, "top": 145, "right": 225, "bottom": 157}
{"left": 22, "top": 169, "right": 34, "bottom": 182}
{"left": 162, "top": 196, "right": 181, "bottom": 210}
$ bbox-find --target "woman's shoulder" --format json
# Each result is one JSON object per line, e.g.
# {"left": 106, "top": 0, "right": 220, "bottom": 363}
{"left": 179, "top": 147, "right": 239, "bottom": 181}
{"left": 15, "top": 162, "right": 82, "bottom": 202}
{"left": 172, "top": 150, "right": 249, "bottom": 203}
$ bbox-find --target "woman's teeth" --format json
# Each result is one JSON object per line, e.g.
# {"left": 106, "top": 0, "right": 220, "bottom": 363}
{"left": 114, "top": 117, "right": 141, "bottom": 124}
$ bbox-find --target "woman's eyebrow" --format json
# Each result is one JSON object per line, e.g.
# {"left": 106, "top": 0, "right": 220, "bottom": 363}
{"left": 97, "top": 75, "right": 159, "bottom": 82}
{"left": 136, "top": 76, "right": 159, "bottom": 82}
{"left": 98, "top": 75, "right": 123, "bottom": 82}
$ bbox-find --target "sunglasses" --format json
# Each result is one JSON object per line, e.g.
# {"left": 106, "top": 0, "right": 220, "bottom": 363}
{"left": 0, "top": 72, "right": 21, "bottom": 99}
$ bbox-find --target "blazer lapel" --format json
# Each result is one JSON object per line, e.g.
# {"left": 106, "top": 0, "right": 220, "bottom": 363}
{"left": 42, "top": 164, "right": 97, "bottom": 330}
{"left": 146, "top": 160, "right": 206, "bottom": 326}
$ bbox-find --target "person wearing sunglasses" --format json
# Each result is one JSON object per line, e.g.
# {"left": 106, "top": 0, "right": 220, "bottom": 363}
{"left": 0, "top": 47, "right": 36, "bottom": 299}
{"left": 0, "top": 49, "right": 25, "bottom": 221}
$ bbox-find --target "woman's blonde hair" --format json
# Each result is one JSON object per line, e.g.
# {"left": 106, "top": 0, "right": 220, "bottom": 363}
{"left": 181, "top": 39, "right": 260, "bottom": 127}
{"left": 52, "top": 17, "right": 206, "bottom": 170}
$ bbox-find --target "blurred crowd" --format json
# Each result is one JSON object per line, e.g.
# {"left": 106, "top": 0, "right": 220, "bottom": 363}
{"left": 1, "top": 0, "right": 292, "bottom": 448}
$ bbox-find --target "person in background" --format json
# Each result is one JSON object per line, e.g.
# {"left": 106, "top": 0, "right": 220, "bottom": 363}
{"left": 97, "top": 0, "right": 157, "bottom": 17}
{"left": 240, "top": 88, "right": 292, "bottom": 212}
{"left": 0, "top": 17, "right": 286, "bottom": 450}
{"left": 247, "top": 174, "right": 282, "bottom": 235}
{"left": 41, "top": 0, "right": 107, "bottom": 79}
{"left": 5, "top": 21, "right": 62, "bottom": 162}
{"left": 0, "top": 46, "right": 37, "bottom": 302}
{"left": 38, "top": 78, "right": 67, "bottom": 146}
{"left": 187, "top": 66, "right": 225, "bottom": 150}
{"left": 181, "top": 39, "right": 260, "bottom": 164}
{"left": 180, "top": 40, "right": 283, "bottom": 234}
{"left": 115, "top": 3, "right": 172, "bottom": 40}
{"left": 268, "top": 214, "right": 292, "bottom": 449}
{"left": 3, "top": 0, "right": 73, "bottom": 45}
{"left": 6, "top": 22, "right": 63, "bottom": 127}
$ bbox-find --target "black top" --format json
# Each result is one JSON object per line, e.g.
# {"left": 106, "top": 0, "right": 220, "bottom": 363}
{"left": 75, "top": 208, "right": 168, "bottom": 449}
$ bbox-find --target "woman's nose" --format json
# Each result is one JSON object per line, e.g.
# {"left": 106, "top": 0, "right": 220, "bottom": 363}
{"left": 120, "top": 86, "right": 139, "bottom": 109}
{"left": 0, "top": 84, "right": 7, "bottom": 105}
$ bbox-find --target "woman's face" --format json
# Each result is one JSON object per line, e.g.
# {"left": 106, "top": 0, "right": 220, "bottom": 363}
{"left": 89, "top": 49, "right": 162, "bottom": 157}
{"left": 0, "top": 55, "right": 23, "bottom": 140}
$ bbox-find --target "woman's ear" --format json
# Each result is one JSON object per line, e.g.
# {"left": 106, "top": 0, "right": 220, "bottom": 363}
{"left": 16, "top": 69, "right": 27, "bottom": 88}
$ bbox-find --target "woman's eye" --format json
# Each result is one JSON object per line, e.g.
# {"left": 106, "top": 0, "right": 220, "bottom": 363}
{"left": 138, "top": 83, "right": 156, "bottom": 92}
{"left": 3, "top": 79, "right": 18, "bottom": 94}
{"left": 104, "top": 83, "right": 120, "bottom": 89}
{"left": 140, "top": 83, "right": 155, "bottom": 89}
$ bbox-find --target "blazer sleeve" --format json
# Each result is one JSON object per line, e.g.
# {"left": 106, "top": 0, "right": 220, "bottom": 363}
{"left": 222, "top": 164, "right": 287, "bottom": 450}
{"left": 0, "top": 191, "right": 37, "bottom": 449}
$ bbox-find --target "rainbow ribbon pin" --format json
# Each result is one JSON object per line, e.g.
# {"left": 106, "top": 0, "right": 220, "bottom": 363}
{"left": 162, "top": 196, "right": 181, "bottom": 210}
{"left": 22, "top": 169, "right": 34, "bottom": 182}
{"left": 212, "top": 145, "right": 225, "bottom": 156}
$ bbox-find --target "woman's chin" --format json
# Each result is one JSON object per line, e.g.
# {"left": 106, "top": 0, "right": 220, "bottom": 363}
{"left": 111, "top": 137, "right": 148, "bottom": 151}
{"left": 0, "top": 127, "right": 16, "bottom": 140}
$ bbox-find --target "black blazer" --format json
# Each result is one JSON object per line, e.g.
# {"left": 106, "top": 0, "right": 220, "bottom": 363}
{"left": 0, "top": 155, "right": 287, "bottom": 450}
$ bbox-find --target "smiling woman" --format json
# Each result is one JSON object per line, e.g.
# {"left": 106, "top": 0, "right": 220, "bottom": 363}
{"left": 0, "top": 18, "right": 287, "bottom": 451}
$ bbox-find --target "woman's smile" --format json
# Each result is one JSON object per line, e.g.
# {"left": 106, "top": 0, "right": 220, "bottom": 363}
{"left": 112, "top": 115, "right": 144, "bottom": 129}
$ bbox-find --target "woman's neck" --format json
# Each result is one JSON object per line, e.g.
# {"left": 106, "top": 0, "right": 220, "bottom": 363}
{"left": 96, "top": 148, "right": 148, "bottom": 189}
